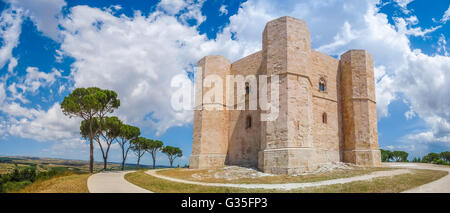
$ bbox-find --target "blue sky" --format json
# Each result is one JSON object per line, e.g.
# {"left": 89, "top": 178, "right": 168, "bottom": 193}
{"left": 0, "top": 0, "right": 449, "bottom": 166}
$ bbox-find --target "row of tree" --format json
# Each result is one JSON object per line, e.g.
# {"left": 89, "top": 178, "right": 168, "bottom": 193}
{"left": 381, "top": 149, "right": 450, "bottom": 165}
{"left": 411, "top": 152, "right": 450, "bottom": 165}
{"left": 380, "top": 149, "right": 409, "bottom": 162}
{"left": 61, "top": 87, "right": 182, "bottom": 173}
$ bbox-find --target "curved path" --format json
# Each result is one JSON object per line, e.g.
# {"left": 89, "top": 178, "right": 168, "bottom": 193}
{"left": 384, "top": 163, "right": 450, "bottom": 193}
{"left": 88, "top": 171, "right": 151, "bottom": 193}
{"left": 145, "top": 168, "right": 411, "bottom": 191}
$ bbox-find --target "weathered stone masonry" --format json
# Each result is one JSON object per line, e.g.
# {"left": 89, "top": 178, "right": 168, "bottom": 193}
{"left": 189, "top": 16, "right": 381, "bottom": 174}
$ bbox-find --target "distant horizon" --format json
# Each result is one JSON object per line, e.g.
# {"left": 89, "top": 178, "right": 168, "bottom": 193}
{"left": 0, "top": 155, "right": 181, "bottom": 168}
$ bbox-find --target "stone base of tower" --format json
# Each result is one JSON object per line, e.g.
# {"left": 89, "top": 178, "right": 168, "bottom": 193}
{"left": 343, "top": 149, "right": 381, "bottom": 167}
{"left": 189, "top": 154, "right": 226, "bottom": 169}
{"left": 257, "top": 148, "right": 340, "bottom": 175}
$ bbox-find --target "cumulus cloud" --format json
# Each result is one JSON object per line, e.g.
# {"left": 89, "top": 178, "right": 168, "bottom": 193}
{"left": 0, "top": 6, "right": 23, "bottom": 70}
{"left": 59, "top": 5, "right": 214, "bottom": 135}
{"left": 5, "top": 0, "right": 66, "bottom": 40}
{"left": 3, "top": 103, "right": 80, "bottom": 142}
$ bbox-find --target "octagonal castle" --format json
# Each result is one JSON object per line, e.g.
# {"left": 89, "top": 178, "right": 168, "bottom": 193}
{"left": 190, "top": 16, "right": 381, "bottom": 174}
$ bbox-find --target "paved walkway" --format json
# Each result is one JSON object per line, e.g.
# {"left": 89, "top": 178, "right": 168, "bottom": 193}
{"left": 145, "top": 168, "right": 411, "bottom": 190}
{"left": 88, "top": 171, "right": 151, "bottom": 193}
{"left": 384, "top": 163, "right": 450, "bottom": 193}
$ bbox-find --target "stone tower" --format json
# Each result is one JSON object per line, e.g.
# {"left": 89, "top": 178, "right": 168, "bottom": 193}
{"left": 189, "top": 56, "right": 230, "bottom": 169}
{"left": 189, "top": 16, "right": 381, "bottom": 174}
{"left": 340, "top": 50, "right": 381, "bottom": 166}
{"left": 258, "top": 17, "right": 316, "bottom": 174}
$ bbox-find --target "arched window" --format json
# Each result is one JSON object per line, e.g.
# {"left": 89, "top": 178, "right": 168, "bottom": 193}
{"left": 245, "top": 82, "right": 250, "bottom": 95}
{"left": 322, "top": 112, "right": 327, "bottom": 124}
{"left": 246, "top": 116, "right": 252, "bottom": 129}
{"left": 319, "top": 77, "right": 326, "bottom": 92}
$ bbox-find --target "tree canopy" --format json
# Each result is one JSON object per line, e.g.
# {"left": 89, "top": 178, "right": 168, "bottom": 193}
{"left": 61, "top": 87, "right": 120, "bottom": 173}
{"left": 61, "top": 87, "right": 120, "bottom": 119}
{"left": 162, "top": 146, "right": 183, "bottom": 167}
{"left": 391, "top": 151, "right": 408, "bottom": 162}
{"left": 380, "top": 149, "right": 392, "bottom": 162}
{"left": 117, "top": 124, "right": 141, "bottom": 170}
{"left": 147, "top": 139, "right": 164, "bottom": 169}
{"left": 131, "top": 137, "right": 151, "bottom": 169}
{"left": 422, "top": 153, "right": 441, "bottom": 163}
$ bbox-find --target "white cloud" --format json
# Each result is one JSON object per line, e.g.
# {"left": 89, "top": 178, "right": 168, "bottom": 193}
{"left": 0, "top": 82, "right": 6, "bottom": 104}
{"left": 5, "top": 0, "right": 66, "bottom": 40}
{"left": 0, "top": 6, "right": 23, "bottom": 70}
{"left": 158, "top": 0, "right": 188, "bottom": 15}
{"left": 7, "top": 57, "right": 17, "bottom": 73}
{"left": 219, "top": 5, "right": 228, "bottom": 15}
{"left": 0, "top": 102, "right": 81, "bottom": 142}
{"left": 393, "top": 17, "right": 441, "bottom": 37}
{"left": 5, "top": 67, "right": 62, "bottom": 103}
{"left": 59, "top": 5, "right": 218, "bottom": 135}
{"left": 437, "top": 34, "right": 448, "bottom": 56}
{"left": 396, "top": 52, "right": 450, "bottom": 142}
{"left": 404, "top": 103, "right": 416, "bottom": 120}
{"left": 23, "top": 67, "right": 62, "bottom": 93}
{"left": 441, "top": 5, "right": 450, "bottom": 23}
{"left": 7, "top": 82, "right": 28, "bottom": 103}
{"left": 393, "top": 0, "right": 414, "bottom": 14}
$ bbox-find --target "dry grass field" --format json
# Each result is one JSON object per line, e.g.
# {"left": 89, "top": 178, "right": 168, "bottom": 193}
{"left": 19, "top": 174, "right": 91, "bottom": 193}
{"left": 0, "top": 163, "right": 16, "bottom": 174}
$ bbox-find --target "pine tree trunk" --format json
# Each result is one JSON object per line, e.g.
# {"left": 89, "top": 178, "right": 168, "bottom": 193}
{"left": 103, "top": 158, "right": 107, "bottom": 170}
{"left": 121, "top": 146, "right": 125, "bottom": 171}
{"left": 137, "top": 157, "right": 140, "bottom": 169}
{"left": 89, "top": 139, "right": 94, "bottom": 173}
{"left": 152, "top": 154, "right": 156, "bottom": 169}
{"left": 89, "top": 118, "right": 94, "bottom": 173}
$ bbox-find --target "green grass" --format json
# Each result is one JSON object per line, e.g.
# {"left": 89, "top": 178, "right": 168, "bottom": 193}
{"left": 125, "top": 169, "right": 447, "bottom": 193}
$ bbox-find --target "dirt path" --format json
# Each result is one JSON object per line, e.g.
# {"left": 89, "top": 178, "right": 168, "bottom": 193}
{"left": 88, "top": 171, "right": 152, "bottom": 193}
{"left": 384, "top": 163, "right": 450, "bottom": 193}
{"left": 145, "top": 168, "right": 411, "bottom": 190}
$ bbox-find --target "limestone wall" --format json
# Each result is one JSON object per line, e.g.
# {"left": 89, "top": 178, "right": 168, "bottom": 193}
{"left": 340, "top": 50, "right": 381, "bottom": 166}
{"left": 310, "top": 50, "right": 341, "bottom": 163}
{"left": 190, "top": 56, "right": 231, "bottom": 169}
{"left": 226, "top": 51, "right": 263, "bottom": 167}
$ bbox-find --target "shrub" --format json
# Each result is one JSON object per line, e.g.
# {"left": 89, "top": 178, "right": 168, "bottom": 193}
{"left": 2, "top": 180, "right": 32, "bottom": 193}
{"left": 0, "top": 167, "right": 74, "bottom": 192}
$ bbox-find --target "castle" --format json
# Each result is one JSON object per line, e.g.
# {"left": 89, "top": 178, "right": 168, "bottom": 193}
{"left": 189, "top": 16, "right": 381, "bottom": 174}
